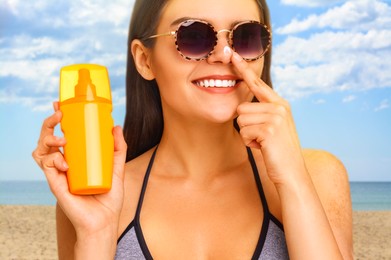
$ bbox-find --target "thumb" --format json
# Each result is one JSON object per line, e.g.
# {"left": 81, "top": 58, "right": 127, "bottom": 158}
{"left": 112, "top": 126, "right": 127, "bottom": 182}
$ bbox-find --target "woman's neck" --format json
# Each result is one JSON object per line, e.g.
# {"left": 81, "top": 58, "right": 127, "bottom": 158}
{"left": 157, "top": 118, "right": 248, "bottom": 180}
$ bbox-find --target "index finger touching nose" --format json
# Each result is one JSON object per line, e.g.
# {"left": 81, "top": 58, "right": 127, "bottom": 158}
{"left": 231, "top": 52, "right": 278, "bottom": 103}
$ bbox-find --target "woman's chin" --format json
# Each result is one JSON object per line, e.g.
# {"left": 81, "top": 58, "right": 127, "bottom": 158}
{"left": 203, "top": 109, "right": 237, "bottom": 125}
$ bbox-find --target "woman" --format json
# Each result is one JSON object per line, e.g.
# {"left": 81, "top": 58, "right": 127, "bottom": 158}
{"left": 32, "top": 0, "right": 353, "bottom": 259}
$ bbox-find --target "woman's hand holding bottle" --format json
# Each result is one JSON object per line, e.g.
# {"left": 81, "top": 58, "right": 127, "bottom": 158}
{"left": 32, "top": 102, "right": 127, "bottom": 259}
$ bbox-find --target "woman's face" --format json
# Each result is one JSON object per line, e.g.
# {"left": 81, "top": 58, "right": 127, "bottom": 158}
{"left": 148, "top": 0, "right": 264, "bottom": 125}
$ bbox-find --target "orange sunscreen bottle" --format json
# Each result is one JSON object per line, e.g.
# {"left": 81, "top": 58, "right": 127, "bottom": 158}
{"left": 59, "top": 64, "right": 114, "bottom": 195}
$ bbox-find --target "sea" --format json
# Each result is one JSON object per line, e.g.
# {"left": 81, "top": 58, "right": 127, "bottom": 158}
{"left": 0, "top": 181, "right": 390, "bottom": 210}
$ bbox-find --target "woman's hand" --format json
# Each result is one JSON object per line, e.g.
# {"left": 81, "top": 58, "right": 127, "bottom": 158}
{"left": 32, "top": 102, "right": 127, "bottom": 258}
{"left": 231, "top": 51, "right": 346, "bottom": 260}
{"left": 231, "top": 52, "right": 307, "bottom": 186}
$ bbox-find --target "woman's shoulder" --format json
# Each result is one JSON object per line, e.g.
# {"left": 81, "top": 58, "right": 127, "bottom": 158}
{"left": 302, "top": 148, "right": 351, "bottom": 218}
{"left": 302, "top": 148, "right": 349, "bottom": 192}
{"left": 302, "top": 149, "right": 347, "bottom": 177}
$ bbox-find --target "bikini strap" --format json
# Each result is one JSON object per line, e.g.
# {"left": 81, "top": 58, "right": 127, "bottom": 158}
{"left": 135, "top": 146, "right": 158, "bottom": 217}
{"left": 246, "top": 147, "right": 270, "bottom": 214}
{"left": 133, "top": 146, "right": 158, "bottom": 260}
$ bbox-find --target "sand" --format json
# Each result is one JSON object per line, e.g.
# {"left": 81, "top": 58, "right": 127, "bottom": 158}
{"left": 0, "top": 205, "right": 390, "bottom": 259}
{"left": 1, "top": 206, "right": 57, "bottom": 260}
{"left": 353, "top": 211, "right": 391, "bottom": 260}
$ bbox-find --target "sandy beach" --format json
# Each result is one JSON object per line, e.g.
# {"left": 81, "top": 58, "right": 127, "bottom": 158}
{"left": 1, "top": 205, "right": 390, "bottom": 259}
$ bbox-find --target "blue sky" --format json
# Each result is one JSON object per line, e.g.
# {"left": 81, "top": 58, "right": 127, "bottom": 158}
{"left": 1, "top": 0, "right": 390, "bottom": 181}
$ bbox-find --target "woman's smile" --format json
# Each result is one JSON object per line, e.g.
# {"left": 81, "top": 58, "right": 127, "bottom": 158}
{"left": 192, "top": 74, "right": 244, "bottom": 94}
{"left": 194, "top": 79, "right": 237, "bottom": 88}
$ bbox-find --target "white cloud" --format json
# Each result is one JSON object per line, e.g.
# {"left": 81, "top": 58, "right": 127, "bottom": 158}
{"left": 4, "top": 0, "right": 52, "bottom": 18}
{"left": 1, "top": 35, "right": 82, "bottom": 60}
{"left": 112, "top": 88, "right": 126, "bottom": 107}
{"left": 272, "top": 0, "right": 391, "bottom": 99}
{"left": 281, "top": 0, "right": 345, "bottom": 8}
{"left": 375, "top": 99, "right": 390, "bottom": 112}
{"left": 0, "top": 89, "right": 56, "bottom": 112}
{"left": 67, "top": 0, "right": 134, "bottom": 27}
{"left": 273, "top": 62, "right": 353, "bottom": 98}
{"left": 274, "top": 30, "right": 391, "bottom": 69}
{"left": 313, "top": 99, "right": 326, "bottom": 104}
{"left": 277, "top": 0, "right": 391, "bottom": 34}
{"left": 3, "top": 0, "right": 134, "bottom": 28}
{"left": 1, "top": 1, "right": 131, "bottom": 111}
{"left": 0, "top": 34, "right": 94, "bottom": 94}
{"left": 342, "top": 95, "right": 356, "bottom": 103}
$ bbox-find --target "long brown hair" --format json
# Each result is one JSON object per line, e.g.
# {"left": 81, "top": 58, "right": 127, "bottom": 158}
{"left": 123, "top": 0, "right": 273, "bottom": 162}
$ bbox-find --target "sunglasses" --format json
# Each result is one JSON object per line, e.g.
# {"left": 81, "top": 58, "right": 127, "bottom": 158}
{"left": 147, "top": 19, "right": 271, "bottom": 61}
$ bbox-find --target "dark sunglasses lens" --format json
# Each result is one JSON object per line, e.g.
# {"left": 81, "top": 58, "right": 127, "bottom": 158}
{"left": 233, "top": 23, "right": 270, "bottom": 60}
{"left": 176, "top": 21, "right": 216, "bottom": 59}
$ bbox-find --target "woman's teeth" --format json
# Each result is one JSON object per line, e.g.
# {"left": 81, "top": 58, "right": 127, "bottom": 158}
{"left": 195, "top": 79, "right": 237, "bottom": 88}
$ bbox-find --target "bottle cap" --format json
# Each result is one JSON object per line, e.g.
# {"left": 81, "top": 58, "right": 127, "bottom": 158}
{"left": 59, "top": 64, "right": 112, "bottom": 103}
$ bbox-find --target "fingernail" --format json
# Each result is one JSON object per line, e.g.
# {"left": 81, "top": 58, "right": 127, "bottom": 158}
{"left": 232, "top": 52, "right": 243, "bottom": 62}
{"left": 63, "top": 161, "right": 69, "bottom": 169}
{"left": 224, "top": 46, "right": 232, "bottom": 56}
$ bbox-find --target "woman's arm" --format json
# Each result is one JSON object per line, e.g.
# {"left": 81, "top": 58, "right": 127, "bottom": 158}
{"left": 276, "top": 151, "right": 352, "bottom": 260}
{"left": 56, "top": 204, "right": 76, "bottom": 260}
{"left": 56, "top": 203, "right": 120, "bottom": 260}
{"left": 231, "top": 51, "right": 352, "bottom": 259}
{"left": 303, "top": 150, "right": 353, "bottom": 260}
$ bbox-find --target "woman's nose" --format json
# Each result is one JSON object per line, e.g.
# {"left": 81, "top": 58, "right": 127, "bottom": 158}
{"left": 206, "top": 31, "right": 232, "bottom": 64}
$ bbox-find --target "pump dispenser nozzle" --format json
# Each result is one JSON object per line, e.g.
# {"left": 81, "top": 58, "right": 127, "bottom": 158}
{"left": 75, "top": 69, "right": 97, "bottom": 101}
{"left": 60, "top": 64, "right": 111, "bottom": 104}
